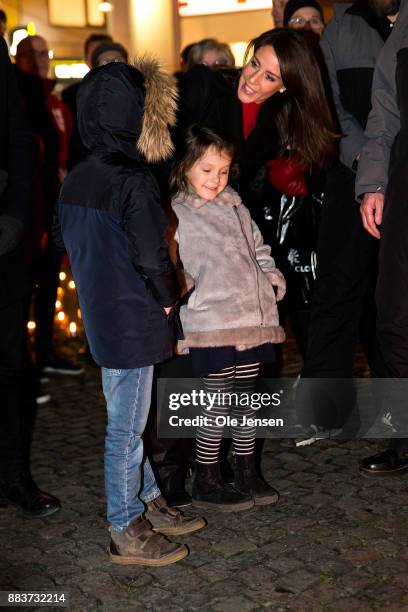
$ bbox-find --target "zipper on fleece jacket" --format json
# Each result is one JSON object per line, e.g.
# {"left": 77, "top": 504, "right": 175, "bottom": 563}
{"left": 233, "top": 206, "right": 265, "bottom": 327}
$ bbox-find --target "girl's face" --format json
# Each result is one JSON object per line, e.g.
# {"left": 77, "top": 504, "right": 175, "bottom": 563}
{"left": 238, "top": 45, "right": 284, "bottom": 104}
{"left": 186, "top": 146, "right": 231, "bottom": 201}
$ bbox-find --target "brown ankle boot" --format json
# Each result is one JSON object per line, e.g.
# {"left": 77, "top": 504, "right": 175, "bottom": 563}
{"left": 192, "top": 462, "right": 254, "bottom": 512}
{"left": 234, "top": 454, "right": 279, "bottom": 506}
{"left": 109, "top": 516, "right": 188, "bottom": 566}
{"left": 146, "top": 495, "right": 206, "bottom": 536}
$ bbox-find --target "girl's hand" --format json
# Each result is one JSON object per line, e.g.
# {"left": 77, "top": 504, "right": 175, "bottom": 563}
{"left": 267, "top": 269, "right": 286, "bottom": 302}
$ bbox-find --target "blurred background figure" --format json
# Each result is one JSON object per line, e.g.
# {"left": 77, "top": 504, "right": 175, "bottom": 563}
{"left": 15, "top": 35, "right": 82, "bottom": 376}
{"left": 179, "top": 42, "right": 197, "bottom": 73}
{"left": 186, "top": 38, "right": 235, "bottom": 70}
{"left": 174, "top": 43, "right": 197, "bottom": 84}
{"left": 91, "top": 41, "right": 128, "bottom": 68}
{"left": 284, "top": 0, "right": 325, "bottom": 37}
{"left": 0, "top": 36, "right": 60, "bottom": 518}
{"left": 15, "top": 35, "right": 50, "bottom": 78}
{"left": 62, "top": 33, "right": 113, "bottom": 170}
{"left": 0, "top": 9, "right": 7, "bottom": 39}
{"left": 272, "top": 0, "right": 289, "bottom": 27}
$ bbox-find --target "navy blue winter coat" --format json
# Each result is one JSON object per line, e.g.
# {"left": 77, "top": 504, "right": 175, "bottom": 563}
{"left": 55, "top": 62, "right": 180, "bottom": 368}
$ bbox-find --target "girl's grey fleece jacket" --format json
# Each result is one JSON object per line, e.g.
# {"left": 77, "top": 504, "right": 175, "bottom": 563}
{"left": 172, "top": 185, "right": 286, "bottom": 353}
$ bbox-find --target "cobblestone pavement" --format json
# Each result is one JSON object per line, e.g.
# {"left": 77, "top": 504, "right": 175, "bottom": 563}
{"left": 1, "top": 336, "right": 407, "bottom": 612}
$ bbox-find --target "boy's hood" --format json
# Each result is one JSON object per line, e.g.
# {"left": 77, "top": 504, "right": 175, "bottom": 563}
{"left": 78, "top": 57, "right": 178, "bottom": 163}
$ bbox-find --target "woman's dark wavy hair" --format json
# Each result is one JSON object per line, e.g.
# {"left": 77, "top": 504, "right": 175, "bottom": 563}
{"left": 170, "top": 125, "right": 236, "bottom": 197}
{"left": 244, "top": 28, "right": 338, "bottom": 170}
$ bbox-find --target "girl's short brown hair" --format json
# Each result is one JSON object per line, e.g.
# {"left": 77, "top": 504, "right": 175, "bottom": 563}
{"left": 170, "top": 125, "right": 236, "bottom": 197}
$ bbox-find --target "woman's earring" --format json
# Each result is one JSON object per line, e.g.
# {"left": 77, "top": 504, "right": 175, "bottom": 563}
{"left": 279, "top": 88, "right": 286, "bottom": 94}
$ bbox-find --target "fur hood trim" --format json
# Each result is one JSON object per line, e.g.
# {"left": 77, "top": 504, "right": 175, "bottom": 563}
{"left": 133, "top": 56, "right": 178, "bottom": 163}
{"left": 173, "top": 185, "right": 241, "bottom": 209}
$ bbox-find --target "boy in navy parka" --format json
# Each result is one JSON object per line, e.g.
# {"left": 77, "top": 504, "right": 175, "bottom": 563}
{"left": 55, "top": 60, "right": 205, "bottom": 565}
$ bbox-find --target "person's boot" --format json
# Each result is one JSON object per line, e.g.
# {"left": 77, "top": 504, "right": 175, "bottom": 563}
{"left": 0, "top": 474, "right": 61, "bottom": 518}
{"left": 192, "top": 462, "right": 254, "bottom": 512}
{"left": 233, "top": 454, "right": 279, "bottom": 506}
{"left": 157, "top": 467, "right": 192, "bottom": 508}
{"left": 109, "top": 516, "right": 188, "bottom": 566}
{"left": 360, "top": 448, "right": 408, "bottom": 477}
{"left": 145, "top": 494, "right": 205, "bottom": 535}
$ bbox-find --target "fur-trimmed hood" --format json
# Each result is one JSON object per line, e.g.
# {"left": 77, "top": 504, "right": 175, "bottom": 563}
{"left": 78, "top": 57, "right": 177, "bottom": 163}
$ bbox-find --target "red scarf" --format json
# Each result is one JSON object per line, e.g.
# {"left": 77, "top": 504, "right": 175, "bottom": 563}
{"left": 242, "top": 102, "right": 261, "bottom": 140}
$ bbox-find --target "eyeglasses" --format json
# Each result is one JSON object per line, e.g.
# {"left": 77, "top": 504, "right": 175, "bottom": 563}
{"left": 288, "top": 16, "right": 324, "bottom": 29}
{"left": 21, "top": 49, "right": 50, "bottom": 58}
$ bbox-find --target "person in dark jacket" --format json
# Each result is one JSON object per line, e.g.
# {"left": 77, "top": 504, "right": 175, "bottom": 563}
{"left": 15, "top": 35, "right": 81, "bottom": 376}
{"left": 295, "top": 0, "right": 398, "bottom": 439}
{"left": 0, "top": 36, "right": 60, "bottom": 517}
{"left": 357, "top": 0, "right": 408, "bottom": 475}
{"left": 55, "top": 59, "right": 205, "bottom": 566}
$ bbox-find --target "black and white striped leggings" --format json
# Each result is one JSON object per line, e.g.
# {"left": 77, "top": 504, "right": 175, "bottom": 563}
{"left": 196, "top": 362, "right": 260, "bottom": 465}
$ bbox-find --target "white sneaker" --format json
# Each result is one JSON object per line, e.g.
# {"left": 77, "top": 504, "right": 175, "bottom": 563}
{"left": 295, "top": 424, "right": 342, "bottom": 447}
{"left": 36, "top": 393, "right": 51, "bottom": 405}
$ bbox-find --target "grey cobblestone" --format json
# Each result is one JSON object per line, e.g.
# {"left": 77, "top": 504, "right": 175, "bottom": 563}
{"left": 2, "top": 339, "right": 408, "bottom": 610}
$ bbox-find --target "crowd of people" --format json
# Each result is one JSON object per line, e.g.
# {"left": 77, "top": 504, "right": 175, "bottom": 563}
{"left": 1, "top": 0, "right": 407, "bottom": 567}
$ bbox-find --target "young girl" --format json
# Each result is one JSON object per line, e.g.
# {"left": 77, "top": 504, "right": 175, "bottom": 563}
{"left": 171, "top": 125, "right": 286, "bottom": 512}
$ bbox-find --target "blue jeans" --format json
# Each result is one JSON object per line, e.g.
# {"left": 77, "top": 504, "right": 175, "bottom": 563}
{"left": 101, "top": 366, "right": 161, "bottom": 531}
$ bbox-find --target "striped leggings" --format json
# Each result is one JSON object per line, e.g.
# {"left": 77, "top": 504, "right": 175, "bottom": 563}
{"left": 196, "top": 362, "right": 260, "bottom": 465}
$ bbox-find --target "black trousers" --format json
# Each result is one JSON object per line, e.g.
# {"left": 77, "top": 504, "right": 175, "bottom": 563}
{"left": 377, "top": 182, "right": 408, "bottom": 376}
{"left": 296, "top": 161, "right": 382, "bottom": 430}
{"left": 375, "top": 173, "right": 408, "bottom": 449}
{"left": 31, "top": 242, "right": 62, "bottom": 365}
{"left": 146, "top": 355, "right": 194, "bottom": 493}
{"left": 0, "top": 300, "right": 24, "bottom": 481}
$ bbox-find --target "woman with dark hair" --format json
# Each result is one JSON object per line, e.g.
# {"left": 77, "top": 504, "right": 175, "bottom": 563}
{"left": 177, "top": 28, "right": 336, "bottom": 356}
{"left": 178, "top": 28, "right": 336, "bottom": 206}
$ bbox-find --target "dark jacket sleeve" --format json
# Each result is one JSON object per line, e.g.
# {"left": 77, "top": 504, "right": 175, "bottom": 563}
{"left": 0, "top": 38, "right": 35, "bottom": 257}
{"left": 356, "top": 0, "right": 408, "bottom": 198}
{"left": 320, "top": 6, "right": 366, "bottom": 170}
{"left": 0, "top": 38, "right": 35, "bottom": 235}
{"left": 122, "top": 172, "right": 180, "bottom": 307}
